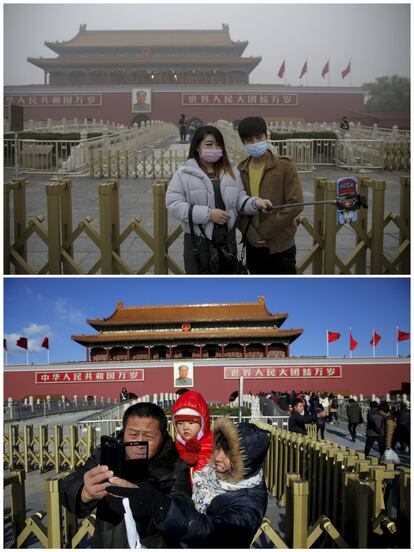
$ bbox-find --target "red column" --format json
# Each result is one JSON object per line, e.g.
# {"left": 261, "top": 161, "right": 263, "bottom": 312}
{"left": 221, "top": 344, "right": 225, "bottom": 357}
{"left": 243, "top": 344, "right": 247, "bottom": 358}
{"left": 148, "top": 346, "right": 152, "bottom": 359}
{"left": 169, "top": 345, "right": 173, "bottom": 359}
{"left": 106, "top": 348, "right": 110, "bottom": 361}
{"left": 86, "top": 347, "right": 90, "bottom": 362}
{"left": 199, "top": 345, "right": 203, "bottom": 358}
{"left": 265, "top": 344, "right": 269, "bottom": 357}
{"left": 127, "top": 347, "right": 131, "bottom": 360}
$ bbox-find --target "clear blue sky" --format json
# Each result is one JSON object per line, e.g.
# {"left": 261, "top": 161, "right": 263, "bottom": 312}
{"left": 3, "top": 277, "right": 410, "bottom": 364}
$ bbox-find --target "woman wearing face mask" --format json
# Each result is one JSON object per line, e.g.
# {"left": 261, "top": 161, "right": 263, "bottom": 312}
{"left": 237, "top": 116, "right": 304, "bottom": 275}
{"left": 166, "top": 125, "right": 272, "bottom": 274}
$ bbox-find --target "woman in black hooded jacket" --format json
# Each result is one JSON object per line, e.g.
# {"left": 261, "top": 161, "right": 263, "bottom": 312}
{"left": 107, "top": 417, "right": 270, "bottom": 548}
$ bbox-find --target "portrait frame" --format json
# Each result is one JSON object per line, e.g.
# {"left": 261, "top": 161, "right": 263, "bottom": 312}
{"left": 173, "top": 361, "right": 194, "bottom": 388}
{"left": 131, "top": 88, "right": 152, "bottom": 113}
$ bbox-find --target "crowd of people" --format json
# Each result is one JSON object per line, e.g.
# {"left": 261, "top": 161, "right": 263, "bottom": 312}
{"left": 264, "top": 389, "right": 410, "bottom": 460}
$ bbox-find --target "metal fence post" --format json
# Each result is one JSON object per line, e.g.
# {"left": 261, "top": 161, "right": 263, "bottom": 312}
{"left": 13, "top": 179, "right": 28, "bottom": 274}
{"left": 323, "top": 180, "right": 338, "bottom": 274}
{"left": 59, "top": 179, "right": 74, "bottom": 274}
{"left": 7, "top": 470, "right": 26, "bottom": 546}
{"left": 99, "top": 180, "right": 119, "bottom": 274}
{"left": 399, "top": 176, "right": 410, "bottom": 273}
{"left": 153, "top": 181, "right": 168, "bottom": 274}
{"left": 312, "top": 178, "right": 325, "bottom": 274}
{"left": 4, "top": 183, "right": 11, "bottom": 273}
{"left": 46, "top": 184, "right": 63, "bottom": 274}
{"left": 370, "top": 180, "right": 386, "bottom": 274}
{"left": 355, "top": 177, "right": 370, "bottom": 273}
{"left": 46, "top": 478, "right": 62, "bottom": 548}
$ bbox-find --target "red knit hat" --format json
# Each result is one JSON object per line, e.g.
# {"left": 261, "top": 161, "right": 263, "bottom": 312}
{"left": 174, "top": 414, "right": 201, "bottom": 424}
{"left": 173, "top": 407, "right": 202, "bottom": 426}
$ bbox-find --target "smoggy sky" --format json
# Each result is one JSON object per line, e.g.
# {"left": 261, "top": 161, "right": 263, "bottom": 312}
{"left": 3, "top": 2, "right": 411, "bottom": 88}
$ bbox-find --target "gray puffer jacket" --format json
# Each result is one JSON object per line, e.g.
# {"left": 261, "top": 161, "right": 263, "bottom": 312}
{"left": 166, "top": 159, "right": 259, "bottom": 239}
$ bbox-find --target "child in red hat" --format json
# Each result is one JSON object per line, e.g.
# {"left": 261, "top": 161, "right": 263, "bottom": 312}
{"left": 171, "top": 391, "right": 213, "bottom": 481}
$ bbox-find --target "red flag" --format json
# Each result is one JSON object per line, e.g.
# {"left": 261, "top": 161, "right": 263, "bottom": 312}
{"left": 299, "top": 60, "right": 308, "bottom": 79}
{"left": 370, "top": 332, "right": 382, "bottom": 347}
{"left": 41, "top": 337, "right": 49, "bottom": 350}
{"left": 16, "top": 337, "right": 28, "bottom": 350}
{"left": 328, "top": 331, "right": 341, "bottom": 343}
{"left": 398, "top": 329, "right": 410, "bottom": 342}
{"left": 278, "top": 59, "right": 286, "bottom": 79}
{"left": 321, "top": 60, "right": 329, "bottom": 78}
{"left": 349, "top": 332, "right": 358, "bottom": 351}
{"left": 4, "top": 338, "right": 7, "bottom": 351}
{"left": 341, "top": 60, "right": 351, "bottom": 79}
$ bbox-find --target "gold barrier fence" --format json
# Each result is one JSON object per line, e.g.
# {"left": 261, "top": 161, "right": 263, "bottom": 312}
{"left": 254, "top": 422, "right": 410, "bottom": 548}
{"left": 4, "top": 176, "right": 410, "bottom": 275}
{"left": 4, "top": 424, "right": 96, "bottom": 474}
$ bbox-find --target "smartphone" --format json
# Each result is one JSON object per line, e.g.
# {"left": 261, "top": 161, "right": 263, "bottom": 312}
{"left": 100, "top": 436, "right": 149, "bottom": 483}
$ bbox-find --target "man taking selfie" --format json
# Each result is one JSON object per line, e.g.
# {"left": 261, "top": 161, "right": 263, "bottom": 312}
{"left": 60, "top": 403, "right": 191, "bottom": 548}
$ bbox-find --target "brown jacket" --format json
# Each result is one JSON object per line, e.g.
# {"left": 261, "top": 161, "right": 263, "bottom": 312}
{"left": 380, "top": 414, "right": 397, "bottom": 448}
{"left": 238, "top": 151, "right": 304, "bottom": 254}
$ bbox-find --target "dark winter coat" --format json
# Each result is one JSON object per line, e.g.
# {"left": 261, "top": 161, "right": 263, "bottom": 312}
{"left": 366, "top": 408, "right": 383, "bottom": 437}
{"left": 288, "top": 411, "right": 317, "bottom": 435}
{"left": 60, "top": 434, "right": 191, "bottom": 548}
{"left": 156, "top": 418, "right": 270, "bottom": 548}
{"left": 347, "top": 401, "right": 363, "bottom": 424}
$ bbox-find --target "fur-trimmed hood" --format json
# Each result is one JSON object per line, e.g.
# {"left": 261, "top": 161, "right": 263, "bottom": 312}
{"left": 213, "top": 418, "right": 270, "bottom": 484}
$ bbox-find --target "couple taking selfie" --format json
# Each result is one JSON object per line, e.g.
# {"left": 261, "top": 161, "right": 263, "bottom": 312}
{"left": 167, "top": 116, "right": 304, "bottom": 275}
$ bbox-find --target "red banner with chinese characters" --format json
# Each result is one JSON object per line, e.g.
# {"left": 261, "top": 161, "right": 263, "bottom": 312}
{"left": 36, "top": 368, "right": 144, "bottom": 384}
{"left": 182, "top": 93, "right": 298, "bottom": 107}
{"left": 4, "top": 94, "right": 103, "bottom": 107}
{"left": 224, "top": 366, "right": 342, "bottom": 379}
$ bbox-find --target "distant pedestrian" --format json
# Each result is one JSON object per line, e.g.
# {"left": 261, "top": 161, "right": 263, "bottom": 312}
{"left": 394, "top": 402, "right": 410, "bottom": 452}
{"left": 378, "top": 401, "right": 397, "bottom": 455}
{"left": 364, "top": 401, "right": 382, "bottom": 456}
{"left": 328, "top": 394, "right": 339, "bottom": 423}
{"left": 340, "top": 116, "right": 350, "bottom": 131}
{"left": 179, "top": 114, "right": 188, "bottom": 142}
{"left": 346, "top": 398, "right": 363, "bottom": 442}
{"left": 288, "top": 398, "right": 324, "bottom": 436}
{"left": 120, "top": 387, "right": 129, "bottom": 401}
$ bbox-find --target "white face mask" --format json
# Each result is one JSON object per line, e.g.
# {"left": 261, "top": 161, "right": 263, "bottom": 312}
{"left": 244, "top": 140, "right": 268, "bottom": 158}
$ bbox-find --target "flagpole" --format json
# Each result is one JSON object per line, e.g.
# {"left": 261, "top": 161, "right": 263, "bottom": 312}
{"left": 326, "top": 329, "right": 329, "bottom": 358}
{"left": 396, "top": 326, "right": 399, "bottom": 357}
{"left": 349, "top": 327, "right": 352, "bottom": 358}
{"left": 372, "top": 328, "right": 375, "bottom": 358}
{"left": 350, "top": 59, "right": 352, "bottom": 87}
{"left": 48, "top": 349, "right": 50, "bottom": 365}
{"left": 306, "top": 59, "right": 309, "bottom": 87}
{"left": 328, "top": 58, "right": 330, "bottom": 87}
{"left": 26, "top": 349, "right": 29, "bottom": 366}
{"left": 284, "top": 57, "right": 286, "bottom": 85}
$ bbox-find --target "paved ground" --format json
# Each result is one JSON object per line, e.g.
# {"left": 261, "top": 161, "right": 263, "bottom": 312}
{"left": 3, "top": 411, "right": 410, "bottom": 548}
{"left": 4, "top": 138, "right": 408, "bottom": 274}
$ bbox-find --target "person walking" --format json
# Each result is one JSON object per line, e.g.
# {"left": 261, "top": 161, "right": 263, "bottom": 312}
{"left": 378, "top": 401, "right": 397, "bottom": 455}
{"left": 178, "top": 114, "right": 188, "bottom": 142}
{"left": 237, "top": 116, "right": 304, "bottom": 274}
{"left": 346, "top": 398, "right": 363, "bottom": 442}
{"left": 328, "top": 394, "right": 339, "bottom": 423}
{"left": 166, "top": 125, "right": 271, "bottom": 274}
{"left": 364, "top": 400, "right": 382, "bottom": 456}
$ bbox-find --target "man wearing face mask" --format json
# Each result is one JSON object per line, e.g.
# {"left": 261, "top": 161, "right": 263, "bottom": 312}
{"left": 237, "top": 117, "right": 304, "bottom": 274}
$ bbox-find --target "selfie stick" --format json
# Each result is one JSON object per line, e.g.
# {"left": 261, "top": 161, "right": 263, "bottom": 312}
{"left": 266, "top": 194, "right": 368, "bottom": 212}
